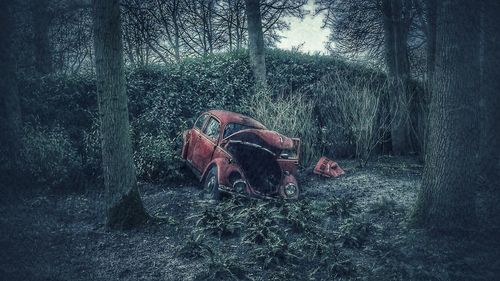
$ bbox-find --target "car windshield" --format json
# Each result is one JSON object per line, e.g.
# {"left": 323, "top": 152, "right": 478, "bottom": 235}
{"left": 223, "top": 123, "right": 255, "bottom": 138}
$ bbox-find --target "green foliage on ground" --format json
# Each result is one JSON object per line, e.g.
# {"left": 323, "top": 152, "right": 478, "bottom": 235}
{"left": 17, "top": 49, "right": 403, "bottom": 187}
{"left": 177, "top": 196, "right": 368, "bottom": 280}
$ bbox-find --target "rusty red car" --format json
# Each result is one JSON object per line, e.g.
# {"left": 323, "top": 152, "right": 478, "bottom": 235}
{"left": 182, "top": 110, "right": 300, "bottom": 200}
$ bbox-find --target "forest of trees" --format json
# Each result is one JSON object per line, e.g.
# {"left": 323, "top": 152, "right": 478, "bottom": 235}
{"left": 0, "top": 0, "right": 499, "bottom": 279}
{"left": 4, "top": 0, "right": 308, "bottom": 75}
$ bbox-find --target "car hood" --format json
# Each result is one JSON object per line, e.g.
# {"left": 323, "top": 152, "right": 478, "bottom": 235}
{"left": 224, "top": 129, "right": 294, "bottom": 155}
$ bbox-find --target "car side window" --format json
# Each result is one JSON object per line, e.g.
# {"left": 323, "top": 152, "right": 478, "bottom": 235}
{"left": 203, "top": 117, "right": 220, "bottom": 141}
{"left": 194, "top": 114, "right": 208, "bottom": 130}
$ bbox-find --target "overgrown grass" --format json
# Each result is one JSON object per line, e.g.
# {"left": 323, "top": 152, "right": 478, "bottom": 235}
{"left": 326, "top": 194, "right": 356, "bottom": 218}
{"left": 242, "top": 89, "right": 320, "bottom": 167}
{"left": 314, "top": 69, "right": 391, "bottom": 166}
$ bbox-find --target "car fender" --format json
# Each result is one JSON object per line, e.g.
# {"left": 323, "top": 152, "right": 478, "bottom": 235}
{"left": 200, "top": 157, "right": 245, "bottom": 188}
{"left": 200, "top": 158, "right": 226, "bottom": 184}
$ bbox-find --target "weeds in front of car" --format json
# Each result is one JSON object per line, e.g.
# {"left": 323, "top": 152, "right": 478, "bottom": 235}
{"left": 280, "top": 199, "right": 322, "bottom": 232}
{"left": 175, "top": 233, "right": 213, "bottom": 259}
{"left": 186, "top": 195, "right": 369, "bottom": 279}
{"left": 191, "top": 199, "right": 244, "bottom": 238}
{"left": 326, "top": 194, "right": 356, "bottom": 218}
{"left": 336, "top": 217, "right": 373, "bottom": 248}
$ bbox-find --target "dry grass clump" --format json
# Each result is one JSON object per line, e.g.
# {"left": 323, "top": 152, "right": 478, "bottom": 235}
{"left": 314, "top": 70, "right": 391, "bottom": 166}
{"left": 242, "top": 68, "right": 391, "bottom": 168}
{"left": 242, "top": 88, "right": 320, "bottom": 167}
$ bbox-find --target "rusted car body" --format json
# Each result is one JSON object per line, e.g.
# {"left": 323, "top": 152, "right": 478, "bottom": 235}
{"left": 182, "top": 110, "right": 300, "bottom": 199}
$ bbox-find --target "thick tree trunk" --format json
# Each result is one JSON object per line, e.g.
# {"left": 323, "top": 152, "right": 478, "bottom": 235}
{"left": 480, "top": 0, "right": 500, "bottom": 188}
{"left": 0, "top": 0, "right": 22, "bottom": 162}
{"left": 419, "top": 0, "right": 438, "bottom": 162}
{"left": 245, "top": 0, "right": 267, "bottom": 89}
{"left": 92, "top": 0, "right": 148, "bottom": 229}
{"left": 32, "top": 0, "right": 53, "bottom": 75}
{"left": 382, "top": 0, "right": 411, "bottom": 155}
{"left": 413, "top": 0, "right": 480, "bottom": 231}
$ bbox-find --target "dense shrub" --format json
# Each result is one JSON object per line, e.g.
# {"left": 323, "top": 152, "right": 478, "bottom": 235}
{"left": 20, "top": 123, "right": 83, "bottom": 189}
{"left": 134, "top": 133, "right": 186, "bottom": 182}
{"left": 20, "top": 74, "right": 97, "bottom": 144}
{"left": 265, "top": 49, "right": 351, "bottom": 94}
{"left": 19, "top": 49, "right": 423, "bottom": 186}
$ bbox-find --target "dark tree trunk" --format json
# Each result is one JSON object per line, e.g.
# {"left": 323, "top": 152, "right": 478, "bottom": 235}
{"left": 419, "top": 0, "right": 438, "bottom": 162}
{"left": 245, "top": 0, "right": 267, "bottom": 89}
{"left": 413, "top": 0, "right": 480, "bottom": 231}
{"left": 0, "top": 0, "right": 22, "bottom": 162}
{"left": 426, "top": 0, "right": 437, "bottom": 78}
{"left": 382, "top": 0, "right": 411, "bottom": 155}
{"left": 173, "top": 18, "right": 181, "bottom": 63}
{"left": 92, "top": 0, "right": 148, "bottom": 229}
{"left": 382, "top": 0, "right": 396, "bottom": 76}
{"left": 480, "top": 0, "right": 500, "bottom": 188}
{"left": 392, "top": 0, "right": 410, "bottom": 81}
{"left": 32, "top": 0, "right": 53, "bottom": 75}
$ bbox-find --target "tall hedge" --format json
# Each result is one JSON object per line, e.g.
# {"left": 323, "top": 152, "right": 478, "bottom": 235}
{"left": 18, "top": 49, "right": 408, "bottom": 186}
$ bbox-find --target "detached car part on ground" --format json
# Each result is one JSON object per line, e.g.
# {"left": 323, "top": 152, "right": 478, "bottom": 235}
{"left": 182, "top": 110, "right": 300, "bottom": 200}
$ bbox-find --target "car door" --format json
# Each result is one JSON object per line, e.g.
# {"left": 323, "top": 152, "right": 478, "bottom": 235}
{"left": 191, "top": 116, "right": 221, "bottom": 172}
{"left": 186, "top": 113, "right": 209, "bottom": 164}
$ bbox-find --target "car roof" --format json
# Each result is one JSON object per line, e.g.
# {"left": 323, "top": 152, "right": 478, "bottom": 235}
{"left": 207, "top": 110, "right": 266, "bottom": 129}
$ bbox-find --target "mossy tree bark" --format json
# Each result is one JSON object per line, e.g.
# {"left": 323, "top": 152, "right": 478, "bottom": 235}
{"left": 92, "top": 0, "right": 148, "bottom": 229}
{"left": 245, "top": 0, "right": 267, "bottom": 89}
{"left": 413, "top": 0, "right": 480, "bottom": 231}
{"left": 480, "top": 0, "right": 500, "bottom": 189}
{"left": 0, "top": 0, "right": 22, "bottom": 163}
{"left": 480, "top": 0, "right": 500, "bottom": 229}
{"left": 420, "top": 0, "right": 438, "bottom": 163}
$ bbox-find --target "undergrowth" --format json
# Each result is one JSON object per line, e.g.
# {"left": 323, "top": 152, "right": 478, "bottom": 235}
{"left": 176, "top": 195, "right": 375, "bottom": 280}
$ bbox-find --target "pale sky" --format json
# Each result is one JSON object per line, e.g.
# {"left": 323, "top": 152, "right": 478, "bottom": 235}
{"left": 276, "top": 1, "right": 330, "bottom": 54}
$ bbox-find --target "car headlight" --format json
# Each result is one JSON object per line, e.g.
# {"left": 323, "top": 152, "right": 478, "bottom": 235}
{"left": 284, "top": 183, "right": 297, "bottom": 197}
{"left": 233, "top": 179, "right": 247, "bottom": 193}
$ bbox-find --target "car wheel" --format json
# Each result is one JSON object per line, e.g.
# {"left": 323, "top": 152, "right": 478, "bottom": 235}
{"left": 202, "top": 166, "right": 221, "bottom": 201}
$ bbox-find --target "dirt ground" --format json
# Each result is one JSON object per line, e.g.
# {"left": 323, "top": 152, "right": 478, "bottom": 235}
{"left": 1, "top": 156, "right": 499, "bottom": 281}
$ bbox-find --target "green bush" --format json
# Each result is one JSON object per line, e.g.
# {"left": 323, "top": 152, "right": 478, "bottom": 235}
{"left": 20, "top": 74, "right": 97, "bottom": 144}
{"left": 20, "top": 123, "right": 83, "bottom": 189}
{"left": 19, "top": 49, "right": 418, "bottom": 185}
{"left": 134, "top": 133, "right": 186, "bottom": 182}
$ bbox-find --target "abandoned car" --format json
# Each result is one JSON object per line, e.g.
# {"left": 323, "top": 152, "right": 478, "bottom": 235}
{"left": 182, "top": 110, "right": 300, "bottom": 200}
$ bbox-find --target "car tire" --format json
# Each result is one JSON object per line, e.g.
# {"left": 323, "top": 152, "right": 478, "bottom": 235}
{"left": 202, "top": 166, "right": 221, "bottom": 201}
